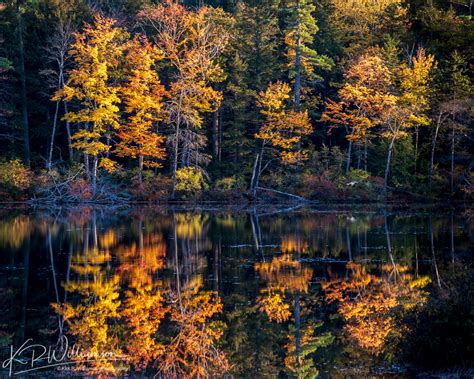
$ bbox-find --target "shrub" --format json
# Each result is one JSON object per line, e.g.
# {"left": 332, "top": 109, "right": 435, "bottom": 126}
{"left": 175, "top": 167, "right": 208, "bottom": 194}
{"left": 302, "top": 173, "right": 341, "bottom": 201}
{"left": 214, "top": 176, "right": 245, "bottom": 191}
{"left": 347, "top": 168, "right": 370, "bottom": 183}
{"left": 129, "top": 173, "right": 172, "bottom": 201}
{"left": 0, "top": 159, "right": 33, "bottom": 196}
{"left": 67, "top": 178, "right": 93, "bottom": 200}
{"left": 309, "top": 145, "right": 345, "bottom": 179}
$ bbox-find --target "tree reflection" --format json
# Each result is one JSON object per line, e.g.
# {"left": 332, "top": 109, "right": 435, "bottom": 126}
{"left": 322, "top": 262, "right": 430, "bottom": 353}
{"left": 284, "top": 322, "right": 333, "bottom": 378}
{"left": 50, "top": 212, "right": 230, "bottom": 377}
{"left": 256, "top": 254, "right": 313, "bottom": 322}
{"left": 1, "top": 208, "right": 469, "bottom": 376}
{"left": 158, "top": 283, "right": 230, "bottom": 377}
{"left": 52, "top": 222, "right": 123, "bottom": 374}
{"left": 0, "top": 215, "right": 31, "bottom": 249}
{"left": 254, "top": 234, "right": 333, "bottom": 378}
{"left": 118, "top": 225, "right": 168, "bottom": 369}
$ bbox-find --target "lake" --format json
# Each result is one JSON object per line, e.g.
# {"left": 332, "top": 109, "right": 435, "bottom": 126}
{"left": 0, "top": 205, "right": 472, "bottom": 377}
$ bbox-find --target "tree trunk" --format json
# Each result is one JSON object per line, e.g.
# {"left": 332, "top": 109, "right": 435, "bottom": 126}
{"left": 171, "top": 93, "right": 184, "bottom": 197}
{"left": 384, "top": 136, "right": 396, "bottom": 194}
{"left": 429, "top": 112, "right": 442, "bottom": 185}
{"left": 250, "top": 153, "right": 260, "bottom": 197}
{"left": 181, "top": 129, "right": 187, "bottom": 167}
{"left": 346, "top": 227, "right": 352, "bottom": 261}
{"left": 84, "top": 153, "right": 90, "bottom": 180}
{"left": 356, "top": 144, "right": 361, "bottom": 169}
{"left": 364, "top": 136, "right": 368, "bottom": 171}
{"left": 294, "top": 0, "right": 301, "bottom": 111}
{"left": 450, "top": 212, "right": 455, "bottom": 264}
{"left": 172, "top": 212, "right": 182, "bottom": 311}
{"left": 171, "top": 125, "right": 180, "bottom": 196}
{"left": 218, "top": 109, "right": 223, "bottom": 161}
{"left": 47, "top": 98, "right": 61, "bottom": 171}
{"left": 429, "top": 217, "right": 441, "bottom": 287}
{"left": 294, "top": 293, "right": 301, "bottom": 367}
{"left": 17, "top": 0, "right": 30, "bottom": 166}
{"left": 384, "top": 212, "right": 397, "bottom": 273}
{"left": 138, "top": 154, "right": 144, "bottom": 183}
{"left": 61, "top": 75, "right": 73, "bottom": 162}
{"left": 212, "top": 108, "right": 219, "bottom": 160}
{"left": 91, "top": 155, "right": 98, "bottom": 193}
{"left": 414, "top": 126, "right": 419, "bottom": 177}
{"left": 18, "top": 234, "right": 30, "bottom": 343}
{"left": 250, "top": 145, "right": 264, "bottom": 197}
{"left": 346, "top": 138, "right": 353, "bottom": 174}
{"left": 450, "top": 125, "right": 455, "bottom": 195}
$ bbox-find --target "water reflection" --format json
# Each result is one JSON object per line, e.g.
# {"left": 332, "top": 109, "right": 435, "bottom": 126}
{"left": 0, "top": 206, "right": 472, "bottom": 376}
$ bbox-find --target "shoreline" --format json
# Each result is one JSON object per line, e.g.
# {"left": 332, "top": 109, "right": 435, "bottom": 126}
{"left": 0, "top": 200, "right": 471, "bottom": 213}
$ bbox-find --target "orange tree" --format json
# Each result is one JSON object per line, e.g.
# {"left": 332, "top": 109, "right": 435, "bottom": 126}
{"left": 321, "top": 53, "right": 396, "bottom": 173}
{"left": 115, "top": 35, "right": 167, "bottom": 182}
{"left": 322, "top": 262, "right": 430, "bottom": 355}
{"left": 139, "top": 1, "right": 232, "bottom": 195}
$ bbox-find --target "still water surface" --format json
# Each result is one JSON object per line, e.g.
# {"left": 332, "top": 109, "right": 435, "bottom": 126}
{"left": 0, "top": 205, "right": 472, "bottom": 377}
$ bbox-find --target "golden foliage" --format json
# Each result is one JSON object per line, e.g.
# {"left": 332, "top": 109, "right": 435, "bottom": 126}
{"left": 157, "top": 287, "right": 230, "bottom": 378}
{"left": 115, "top": 35, "right": 167, "bottom": 169}
{"left": 54, "top": 15, "right": 128, "bottom": 158}
{"left": 256, "top": 254, "right": 313, "bottom": 323}
{"left": 322, "top": 263, "right": 430, "bottom": 353}
{"left": 175, "top": 167, "right": 208, "bottom": 193}
{"left": 175, "top": 213, "right": 208, "bottom": 238}
{"left": 0, "top": 159, "right": 33, "bottom": 193}
{"left": 399, "top": 48, "right": 436, "bottom": 128}
{"left": 139, "top": 1, "right": 231, "bottom": 132}
{"left": 122, "top": 280, "right": 167, "bottom": 369}
{"left": 52, "top": 270, "right": 123, "bottom": 374}
{"left": 256, "top": 82, "right": 313, "bottom": 163}
{"left": 258, "top": 291, "right": 291, "bottom": 323}
{"left": 328, "top": 0, "right": 405, "bottom": 56}
{"left": 322, "top": 53, "right": 396, "bottom": 142}
{"left": 0, "top": 215, "right": 32, "bottom": 249}
{"left": 281, "top": 236, "right": 309, "bottom": 254}
{"left": 256, "top": 254, "right": 314, "bottom": 294}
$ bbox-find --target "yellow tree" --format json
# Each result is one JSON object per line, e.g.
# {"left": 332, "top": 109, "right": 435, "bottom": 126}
{"left": 381, "top": 48, "right": 435, "bottom": 192}
{"left": 328, "top": 0, "right": 407, "bottom": 57}
{"left": 54, "top": 15, "right": 128, "bottom": 191}
{"left": 115, "top": 35, "right": 167, "bottom": 182}
{"left": 251, "top": 81, "right": 313, "bottom": 196}
{"left": 321, "top": 53, "right": 396, "bottom": 173}
{"left": 139, "top": 1, "right": 232, "bottom": 195}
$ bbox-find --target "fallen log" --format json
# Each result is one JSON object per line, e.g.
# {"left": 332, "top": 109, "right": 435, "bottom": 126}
{"left": 255, "top": 186, "right": 314, "bottom": 202}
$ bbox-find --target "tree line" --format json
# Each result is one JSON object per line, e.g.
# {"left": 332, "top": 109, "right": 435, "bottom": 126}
{"left": 0, "top": 0, "right": 472, "bottom": 201}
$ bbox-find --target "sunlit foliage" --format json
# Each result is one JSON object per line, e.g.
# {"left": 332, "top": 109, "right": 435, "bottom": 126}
{"left": 322, "top": 262, "right": 430, "bottom": 353}
{"left": 54, "top": 16, "right": 128, "bottom": 187}
{"left": 115, "top": 35, "right": 167, "bottom": 181}
{"left": 256, "top": 81, "right": 313, "bottom": 163}
{"left": 157, "top": 286, "right": 230, "bottom": 378}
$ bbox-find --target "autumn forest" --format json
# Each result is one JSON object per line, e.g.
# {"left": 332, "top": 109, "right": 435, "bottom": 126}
{"left": 0, "top": 2, "right": 473, "bottom": 377}
{"left": 0, "top": 0, "right": 472, "bottom": 202}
